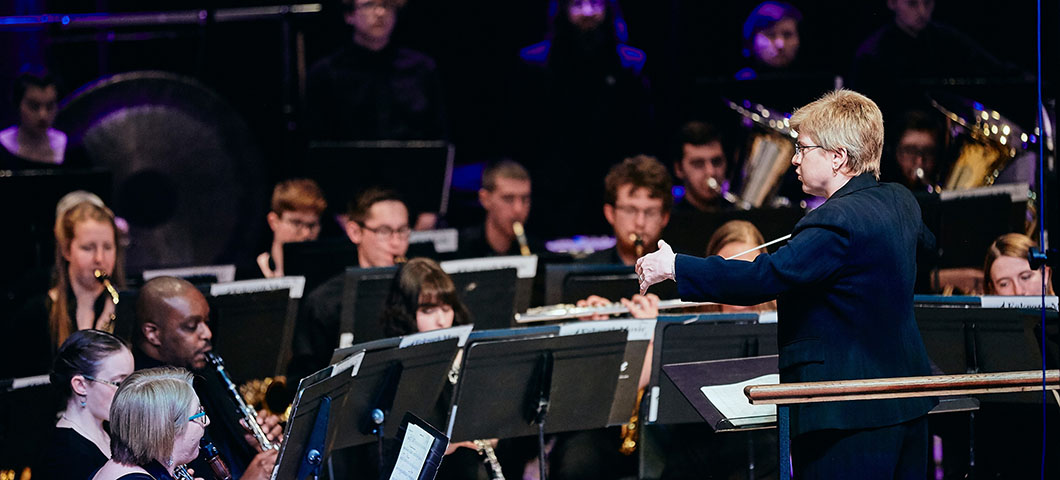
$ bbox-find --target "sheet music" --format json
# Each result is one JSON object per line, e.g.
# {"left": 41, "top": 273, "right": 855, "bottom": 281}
{"left": 699, "top": 374, "right": 779, "bottom": 423}
{"left": 558, "top": 319, "right": 656, "bottom": 341}
{"left": 388, "top": 423, "right": 437, "bottom": 480}
{"left": 440, "top": 255, "right": 538, "bottom": 279}
{"left": 209, "top": 276, "right": 306, "bottom": 299}
{"left": 400, "top": 324, "right": 474, "bottom": 348}
{"left": 143, "top": 264, "right": 236, "bottom": 283}
{"left": 330, "top": 351, "right": 364, "bottom": 378}
{"left": 409, "top": 228, "right": 459, "bottom": 253}
{"left": 979, "top": 295, "right": 1058, "bottom": 310}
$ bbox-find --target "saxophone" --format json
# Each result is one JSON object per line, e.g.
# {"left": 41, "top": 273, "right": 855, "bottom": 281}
{"left": 93, "top": 269, "right": 119, "bottom": 332}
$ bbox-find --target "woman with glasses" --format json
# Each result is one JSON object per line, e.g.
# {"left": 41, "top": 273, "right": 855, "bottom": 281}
{"left": 34, "top": 329, "right": 134, "bottom": 480}
{"left": 92, "top": 367, "right": 208, "bottom": 480}
{"left": 637, "top": 90, "right": 936, "bottom": 478}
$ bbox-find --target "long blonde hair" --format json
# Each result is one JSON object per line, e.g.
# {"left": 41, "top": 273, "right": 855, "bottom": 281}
{"left": 983, "top": 233, "right": 1054, "bottom": 295}
{"left": 49, "top": 200, "right": 125, "bottom": 349}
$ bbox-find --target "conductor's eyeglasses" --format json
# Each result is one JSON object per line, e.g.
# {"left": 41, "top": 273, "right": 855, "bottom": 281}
{"left": 793, "top": 143, "right": 826, "bottom": 156}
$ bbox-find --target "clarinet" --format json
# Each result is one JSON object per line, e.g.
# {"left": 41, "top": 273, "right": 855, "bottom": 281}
{"left": 205, "top": 352, "right": 278, "bottom": 451}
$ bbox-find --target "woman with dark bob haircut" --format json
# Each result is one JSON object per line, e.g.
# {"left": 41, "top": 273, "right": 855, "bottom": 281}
{"left": 380, "top": 257, "right": 471, "bottom": 338}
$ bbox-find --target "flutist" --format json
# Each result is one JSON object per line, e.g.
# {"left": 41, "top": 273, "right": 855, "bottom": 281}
{"left": 456, "top": 159, "right": 537, "bottom": 258}
{"left": 637, "top": 90, "right": 937, "bottom": 479}
{"left": 132, "top": 276, "right": 281, "bottom": 480}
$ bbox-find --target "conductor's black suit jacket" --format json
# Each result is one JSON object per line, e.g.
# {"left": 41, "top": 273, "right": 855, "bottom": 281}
{"left": 674, "top": 173, "right": 936, "bottom": 436}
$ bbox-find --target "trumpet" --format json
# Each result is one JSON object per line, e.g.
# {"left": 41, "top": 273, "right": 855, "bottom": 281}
{"left": 205, "top": 352, "right": 278, "bottom": 451}
{"left": 512, "top": 221, "right": 531, "bottom": 256}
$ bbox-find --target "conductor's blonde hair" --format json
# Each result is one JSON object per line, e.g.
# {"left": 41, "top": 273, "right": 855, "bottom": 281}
{"left": 790, "top": 89, "right": 884, "bottom": 179}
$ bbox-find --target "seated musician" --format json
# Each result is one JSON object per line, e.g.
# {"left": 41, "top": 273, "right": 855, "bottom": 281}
{"left": 287, "top": 188, "right": 412, "bottom": 382}
{"left": 253, "top": 178, "right": 327, "bottom": 278}
{"left": 456, "top": 159, "right": 538, "bottom": 258}
{"left": 0, "top": 68, "right": 76, "bottom": 169}
{"left": 584, "top": 155, "right": 673, "bottom": 266}
{"left": 133, "top": 276, "right": 280, "bottom": 479}
{"left": 90, "top": 367, "right": 205, "bottom": 480}
{"left": 884, "top": 110, "right": 945, "bottom": 192}
{"left": 983, "top": 233, "right": 1054, "bottom": 296}
{"left": 672, "top": 121, "right": 732, "bottom": 213}
{"left": 704, "top": 220, "right": 777, "bottom": 313}
{"left": 33, "top": 330, "right": 134, "bottom": 480}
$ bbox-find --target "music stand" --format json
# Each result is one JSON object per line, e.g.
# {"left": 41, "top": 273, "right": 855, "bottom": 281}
{"left": 557, "top": 319, "right": 655, "bottom": 425}
{"left": 662, "top": 207, "right": 803, "bottom": 257}
{"left": 340, "top": 266, "right": 400, "bottom": 346}
{"left": 543, "top": 264, "right": 679, "bottom": 305}
{"left": 446, "top": 329, "right": 628, "bottom": 442}
{"left": 274, "top": 351, "right": 365, "bottom": 480}
{"left": 661, "top": 356, "right": 779, "bottom": 432}
{"left": 646, "top": 314, "right": 777, "bottom": 425}
{"left": 209, "top": 276, "right": 306, "bottom": 379}
{"left": 441, "top": 255, "right": 538, "bottom": 314}
{"left": 284, "top": 239, "right": 360, "bottom": 295}
{"left": 306, "top": 140, "right": 454, "bottom": 217}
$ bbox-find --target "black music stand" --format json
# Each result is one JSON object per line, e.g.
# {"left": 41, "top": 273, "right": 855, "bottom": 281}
{"left": 340, "top": 266, "right": 400, "bottom": 345}
{"left": 284, "top": 239, "right": 360, "bottom": 294}
{"left": 647, "top": 314, "right": 777, "bottom": 425}
{"left": 543, "top": 264, "right": 679, "bottom": 305}
{"left": 661, "top": 356, "right": 779, "bottom": 432}
{"left": 274, "top": 352, "right": 365, "bottom": 480}
{"left": 208, "top": 286, "right": 299, "bottom": 381}
{"left": 556, "top": 319, "right": 655, "bottom": 425}
{"left": 450, "top": 268, "right": 519, "bottom": 331}
{"left": 446, "top": 329, "right": 628, "bottom": 442}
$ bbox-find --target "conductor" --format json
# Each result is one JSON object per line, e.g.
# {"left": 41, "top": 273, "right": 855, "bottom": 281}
{"left": 636, "top": 89, "right": 935, "bottom": 478}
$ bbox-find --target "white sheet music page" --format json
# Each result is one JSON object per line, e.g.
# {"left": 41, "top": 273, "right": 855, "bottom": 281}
{"left": 699, "top": 374, "right": 779, "bottom": 424}
{"left": 389, "top": 423, "right": 437, "bottom": 480}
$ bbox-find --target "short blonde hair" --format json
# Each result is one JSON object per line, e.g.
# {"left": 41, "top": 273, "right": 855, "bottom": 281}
{"left": 789, "top": 89, "right": 884, "bottom": 179}
{"left": 109, "top": 367, "right": 197, "bottom": 466}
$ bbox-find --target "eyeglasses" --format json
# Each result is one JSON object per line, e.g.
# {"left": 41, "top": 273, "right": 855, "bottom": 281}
{"left": 188, "top": 406, "right": 209, "bottom": 427}
{"left": 896, "top": 145, "right": 936, "bottom": 160}
{"left": 359, "top": 223, "right": 411, "bottom": 239}
{"left": 82, "top": 374, "right": 121, "bottom": 388}
{"left": 793, "top": 143, "right": 827, "bottom": 156}
{"left": 613, "top": 205, "right": 664, "bottom": 221}
{"left": 282, "top": 216, "right": 321, "bottom": 232}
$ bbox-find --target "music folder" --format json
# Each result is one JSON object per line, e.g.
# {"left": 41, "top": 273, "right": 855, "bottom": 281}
{"left": 445, "top": 328, "right": 628, "bottom": 442}
{"left": 384, "top": 413, "right": 449, "bottom": 480}
{"left": 661, "top": 355, "right": 779, "bottom": 432}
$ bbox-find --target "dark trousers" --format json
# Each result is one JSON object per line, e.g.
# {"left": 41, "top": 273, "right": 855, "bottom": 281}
{"left": 792, "top": 415, "right": 929, "bottom": 480}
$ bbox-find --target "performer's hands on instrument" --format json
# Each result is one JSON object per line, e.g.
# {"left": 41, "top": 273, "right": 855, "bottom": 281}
{"left": 241, "top": 449, "right": 279, "bottom": 480}
{"left": 576, "top": 295, "right": 613, "bottom": 320}
{"left": 241, "top": 409, "right": 283, "bottom": 450}
{"left": 620, "top": 293, "right": 660, "bottom": 319}
{"left": 445, "top": 438, "right": 498, "bottom": 455}
{"left": 636, "top": 240, "right": 676, "bottom": 295}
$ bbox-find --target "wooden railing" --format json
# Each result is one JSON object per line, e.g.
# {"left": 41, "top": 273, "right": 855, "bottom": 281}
{"left": 745, "top": 370, "right": 1059, "bottom": 405}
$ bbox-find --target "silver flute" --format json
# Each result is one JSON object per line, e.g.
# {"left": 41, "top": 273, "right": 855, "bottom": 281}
{"left": 205, "top": 352, "right": 278, "bottom": 451}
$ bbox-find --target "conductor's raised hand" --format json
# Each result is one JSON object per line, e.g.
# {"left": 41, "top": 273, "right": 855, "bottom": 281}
{"left": 635, "top": 240, "right": 675, "bottom": 295}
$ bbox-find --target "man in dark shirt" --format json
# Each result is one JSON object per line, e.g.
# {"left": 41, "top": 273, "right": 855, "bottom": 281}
{"left": 456, "top": 160, "right": 537, "bottom": 258}
{"left": 671, "top": 121, "right": 733, "bottom": 213}
{"left": 307, "top": 0, "right": 446, "bottom": 141}
{"left": 133, "top": 276, "right": 281, "bottom": 480}
{"left": 584, "top": 155, "right": 672, "bottom": 266}
{"left": 287, "top": 189, "right": 411, "bottom": 383}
